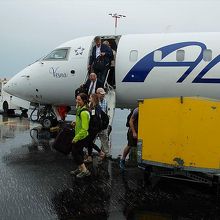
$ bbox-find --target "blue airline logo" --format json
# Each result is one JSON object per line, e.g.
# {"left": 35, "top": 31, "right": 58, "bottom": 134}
{"left": 122, "top": 42, "right": 220, "bottom": 83}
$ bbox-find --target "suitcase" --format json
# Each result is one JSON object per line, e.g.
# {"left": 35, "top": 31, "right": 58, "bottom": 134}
{"left": 52, "top": 126, "right": 75, "bottom": 155}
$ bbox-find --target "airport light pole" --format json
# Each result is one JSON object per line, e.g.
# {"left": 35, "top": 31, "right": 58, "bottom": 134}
{"left": 109, "top": 13, "right": 126, "bottom": 35}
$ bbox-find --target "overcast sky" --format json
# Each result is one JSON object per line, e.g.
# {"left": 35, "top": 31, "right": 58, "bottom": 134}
{"left": 1, "top": 0, "right": 220, "bottom": 77}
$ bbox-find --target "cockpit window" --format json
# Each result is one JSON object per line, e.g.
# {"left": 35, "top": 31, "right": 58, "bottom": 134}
{"left": 43, "top": 48, "right": 70, "bottom": 60}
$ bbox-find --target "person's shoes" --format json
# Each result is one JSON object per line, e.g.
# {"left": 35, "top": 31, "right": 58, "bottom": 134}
{"left": 76, "top": 170, "right": 91, "bottom": 178}
{"left": 70, "top": 168, "right": 81, "bottom": 175}
{"left": 119, "top": 159, "right": 125, "bottom": 170}
{"left": 84, "top": 156, "right": 93, "bottom": 163}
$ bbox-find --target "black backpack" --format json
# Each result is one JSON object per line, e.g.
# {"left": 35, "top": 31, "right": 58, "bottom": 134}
{"left": 93, "top": 56, "right": 106, "bottom": 72}
{"left": 100, "top": 110, "right": 109, "bottom": 130}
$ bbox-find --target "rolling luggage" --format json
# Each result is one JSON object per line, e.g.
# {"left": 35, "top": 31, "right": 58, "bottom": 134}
{"left": 52, "top": 126, "right": 75, "bottom": 155}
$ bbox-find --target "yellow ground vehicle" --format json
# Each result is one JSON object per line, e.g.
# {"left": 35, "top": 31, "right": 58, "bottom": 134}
{"left": 137, "top": 97, "right": 220, "bottom": 184}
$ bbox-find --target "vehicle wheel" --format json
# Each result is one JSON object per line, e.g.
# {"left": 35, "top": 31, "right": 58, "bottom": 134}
{"left": 21, "top": 109, "right": 28, "bottom": 118}
{"left": 42, "top": 117, "right": 52, "bottom": 129}
{"left": 42, "top": 116, "right": 58, "bottom": 129}
{"left": 7, "top": 109, "right": 15, "bottom": 116}
{"left": 211, "top": 175, "right": 220, "bottom": 197}
{"left": 144, "top": 165, "right": 153, "bottom": 186}
{"left": 3, "top": 101, "right": 8, "bottom": 113}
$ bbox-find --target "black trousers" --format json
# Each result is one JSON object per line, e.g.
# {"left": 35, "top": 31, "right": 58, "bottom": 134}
{"left": 71, "top": 136, "right": 90, "bottom": 165}
{"left": 93, "top": 66, "right": 109, "bottom": 85}
{"left": 107, "top": 66, "right": 115, "bottom": 86}
{"left": 87, "top": 133, "right": 101, "bottom": 156}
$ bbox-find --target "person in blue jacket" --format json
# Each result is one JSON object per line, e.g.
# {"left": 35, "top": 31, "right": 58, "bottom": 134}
{"left": 88, "top": 36, "right": 113, "bottom": 85}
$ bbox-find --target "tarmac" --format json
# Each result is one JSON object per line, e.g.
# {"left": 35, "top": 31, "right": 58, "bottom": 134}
{"left": 0, "top": 111, "right": 220, "bottom": 220}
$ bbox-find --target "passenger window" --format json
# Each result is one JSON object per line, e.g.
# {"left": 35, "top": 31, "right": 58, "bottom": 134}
{"left": 203, "top": 49, "right": 212, "bottom": 62}
{"left": 154, "top": 50, "right": 162, "bottom": 61}
{"left": 129, "top": 50, "right": 138, "bottom": 62}
{"left": 176, "top": 50, "right": 185, "bottom": 62}
{"left": 43, "top": 48, "right": 69, "bottom": 60}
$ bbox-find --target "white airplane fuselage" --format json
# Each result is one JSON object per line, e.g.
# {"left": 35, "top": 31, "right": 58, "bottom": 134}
{"left": 4, "top": 33, "right": 220, "bottom": 108}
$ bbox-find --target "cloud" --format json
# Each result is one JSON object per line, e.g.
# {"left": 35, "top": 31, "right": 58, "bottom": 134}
{"left": 0, "top": 0, "right": 220, "bottom": 76}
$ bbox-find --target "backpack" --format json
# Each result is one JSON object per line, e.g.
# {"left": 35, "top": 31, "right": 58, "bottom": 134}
{"left": 75, "top": 85, "right": 87, "bottom": 98}
{"left": 126, "top": 109, "right": 134, "bottom": 127}
{"left": 79, "top": 107, "right": 102, "bottom": 135}
{"left": 93, "top": 56, "right": 106, "bottom": 72}
{"left": 100, "top": 110, "right": 109, "bottom": 130}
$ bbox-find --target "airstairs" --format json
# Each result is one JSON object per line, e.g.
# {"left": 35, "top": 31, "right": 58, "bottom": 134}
{"left": 104, "top": 71, "right": 116, "bottom": 127}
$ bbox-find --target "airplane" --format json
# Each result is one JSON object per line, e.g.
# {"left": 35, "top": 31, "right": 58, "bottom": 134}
{"left": 4, "top": 32, "right": 220, "bottom": 127}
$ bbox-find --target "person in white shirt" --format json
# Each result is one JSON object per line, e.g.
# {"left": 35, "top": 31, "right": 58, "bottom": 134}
{"left": 83, "top": 73, "right": 103, "bottom": 95}
{"left": 88, "top": 36, "right": 113, "bottom": 85}
{"left": 96, "top": 87, "right": 110, "bottom": 158}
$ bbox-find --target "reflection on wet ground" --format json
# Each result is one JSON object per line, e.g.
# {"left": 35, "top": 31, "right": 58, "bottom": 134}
{"left": 0, "top": 114, "right": 220, "bottom": 219}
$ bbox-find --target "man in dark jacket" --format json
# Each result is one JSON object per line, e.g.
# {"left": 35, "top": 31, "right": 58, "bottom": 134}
{"left": 75, "top": 73, "right": 103, "bottom": 98}
{"left": 88, "top": 36, "right": 113, "bottom": 85}
{"left": 84, "top": 73, "right": 103, "bottom": 95}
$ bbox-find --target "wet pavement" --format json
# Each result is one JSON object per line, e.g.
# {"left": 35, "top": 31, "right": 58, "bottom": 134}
{"left": 0, "top": 110, "right": 220, "bottom": 220}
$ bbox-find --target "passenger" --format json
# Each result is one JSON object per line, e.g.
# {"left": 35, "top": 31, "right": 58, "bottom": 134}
{"left": 120, "top": 107, "right": 139, "bottom": 170}
{"left": 88, "top": 36, "right": 113, "bottom": 85}
{"left": 57, "top": 106, "right": 71, "bottom": 121}
{"left": 103, "top": 40, "right": 116, "bottom": 88}
{"left": 85, "top": 93, "right": 105, "bottom": 163}
{"left": 96, "top": 87, "right": 110, "bottom": 157}
{"left": 70, "top": 93, "right": 91, "bottom": 178}
{"left": 83, "top": 73, "right": 103, "bottom": 95}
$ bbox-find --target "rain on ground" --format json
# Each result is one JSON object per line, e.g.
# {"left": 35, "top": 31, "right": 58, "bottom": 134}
{"left": 0, "top": 110, "right": 220, "bottom": 220}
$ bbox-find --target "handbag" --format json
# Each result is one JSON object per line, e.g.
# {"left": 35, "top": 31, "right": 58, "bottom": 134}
{"left": 93, "top": 56, "right": 106, "bottom": 72}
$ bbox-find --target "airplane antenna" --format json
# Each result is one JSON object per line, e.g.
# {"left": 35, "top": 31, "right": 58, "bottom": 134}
{"left": 108, "top": 13, "right": 126, "bottom": 35}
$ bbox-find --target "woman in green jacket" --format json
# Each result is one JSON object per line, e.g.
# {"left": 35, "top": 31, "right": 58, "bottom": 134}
{"left": 70, "top": 93, "right": 90, "bottom": 178}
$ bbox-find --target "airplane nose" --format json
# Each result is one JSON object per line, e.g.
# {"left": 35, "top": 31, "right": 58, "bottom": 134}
{"left": 4, "top": 64, "right": 40, "bottom": 103}
{"left": 3, "top": 72, "right": 30, "bottom": 100}
{"left": 3, "top": 78, "right": 19, "bottom": 95}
